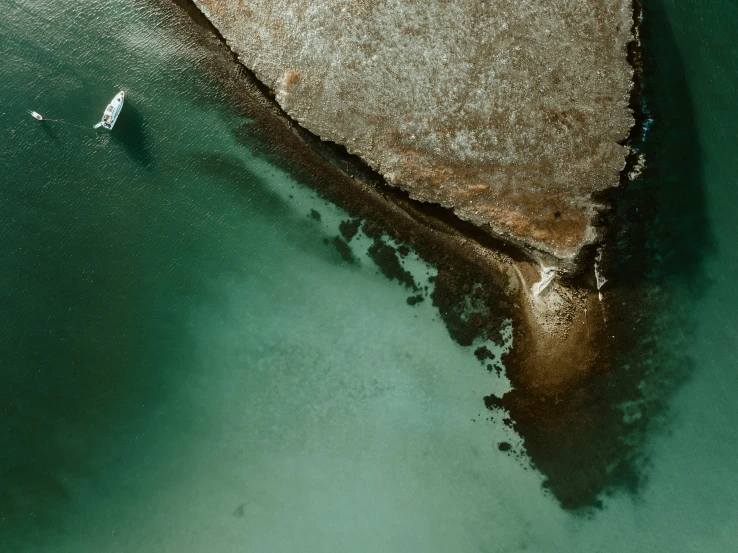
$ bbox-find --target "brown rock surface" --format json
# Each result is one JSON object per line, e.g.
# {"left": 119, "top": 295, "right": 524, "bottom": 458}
{"left": 192, "top": 0, "right": 634, "bottom": 269}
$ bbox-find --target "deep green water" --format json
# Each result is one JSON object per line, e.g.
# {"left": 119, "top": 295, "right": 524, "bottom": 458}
{"left": 1, "top": 0, "right": 737, "bottom": 550}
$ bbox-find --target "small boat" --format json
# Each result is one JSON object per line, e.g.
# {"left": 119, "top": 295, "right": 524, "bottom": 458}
{"left": 93, "top": 91, "right": 125, "bottom": 130}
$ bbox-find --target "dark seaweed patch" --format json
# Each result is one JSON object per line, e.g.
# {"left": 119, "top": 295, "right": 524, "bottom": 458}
{"left": 406, "top": 294, "right": 424, "bottom": 306}
{"left": 367, "top": 238, "right": 417, "bottom": 291}
{"left": 498, "top": 442, "right": 512, "bottom": 452}
{"left": 309, "top": 209, "right": 321, "bottom": 221}
{"left": 483, "top": 393, "right": 504, "bottom": 410}
{"left": 331, "top": 236, "right": 356, "bottom": 264}
{"left": 430, "top": 272, "right": 506, "bottom": 347}
{"left": 486, "top": 363, "right": 502, "bottom": 376}
{"left": 474, "top": 346, "right": 495, "bottom": 363}
{"left": 339, "top": 218, "right": 361, "bottom": 242}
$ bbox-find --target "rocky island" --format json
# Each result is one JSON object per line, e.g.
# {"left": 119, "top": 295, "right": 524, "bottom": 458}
{"left": 192, "top": 0, "right": 634, "bottom": 272}
{"left": 186, "top": 0, "right": 640, "bottom": 509}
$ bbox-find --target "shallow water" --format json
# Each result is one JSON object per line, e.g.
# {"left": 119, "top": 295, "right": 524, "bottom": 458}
{"left": 1, "top": 0, "right": 738, "bottom": 550}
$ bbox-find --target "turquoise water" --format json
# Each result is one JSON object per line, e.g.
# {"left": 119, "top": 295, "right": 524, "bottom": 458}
{"left": 2, "top": 0, "right": 738, "bottom": 550}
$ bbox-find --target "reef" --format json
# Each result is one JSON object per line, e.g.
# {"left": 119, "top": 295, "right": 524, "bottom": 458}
{"left": 169, "top": 0, "right": 673, "bottom": 512}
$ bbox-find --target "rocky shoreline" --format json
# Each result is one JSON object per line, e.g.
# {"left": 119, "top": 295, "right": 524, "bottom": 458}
{"left": 171, "top": 0, "right": 649, "bottom": 510}
{"left": 190, "top": 0, "right": 635, "bottom": 275}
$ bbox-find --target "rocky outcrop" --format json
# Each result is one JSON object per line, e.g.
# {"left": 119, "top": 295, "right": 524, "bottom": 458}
{"left": 191, "top": 0, "right": 634, "bottom": 271}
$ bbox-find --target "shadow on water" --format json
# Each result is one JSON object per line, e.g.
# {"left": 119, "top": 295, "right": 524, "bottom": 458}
{"left": 111, "top": 101, "right": 153, "bottom": 168}
{"left": 180, "top": 152, "right": 361, "bottom": 268}
{"left": 39, "top": 120, "right": 59, "bottom": 141}
{"left": 502, "top": 0, "right": 714, "bottom": 512}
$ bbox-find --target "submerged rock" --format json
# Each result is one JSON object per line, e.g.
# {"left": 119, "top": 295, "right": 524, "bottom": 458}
{"left": 192, "top": 0, "right": 634, "bottom": 270}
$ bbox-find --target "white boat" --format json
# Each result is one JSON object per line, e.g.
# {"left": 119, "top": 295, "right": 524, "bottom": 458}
{"left": 94, "top": 91, "right": 125, "bottom": 130}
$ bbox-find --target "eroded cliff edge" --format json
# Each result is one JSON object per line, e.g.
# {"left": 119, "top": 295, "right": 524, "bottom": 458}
{"left": 191, "top": 0, "right": 634, "bottom": 271}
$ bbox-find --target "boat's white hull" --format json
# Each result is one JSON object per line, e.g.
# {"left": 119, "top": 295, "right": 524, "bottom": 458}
{"left": 96, "top": 91, "right": 125, "bottom": 130}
